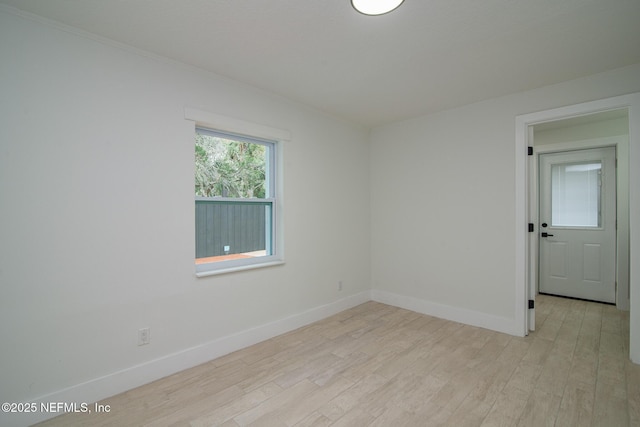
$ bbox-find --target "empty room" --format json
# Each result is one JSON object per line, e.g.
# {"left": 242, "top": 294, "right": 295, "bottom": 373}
{"left": 1, "top": 1, "right": 639, "bottom": 426}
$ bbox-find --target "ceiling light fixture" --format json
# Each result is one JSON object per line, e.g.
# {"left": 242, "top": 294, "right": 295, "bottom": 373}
{"left": 351, "top": 0, "right": 404, "bottom": 16}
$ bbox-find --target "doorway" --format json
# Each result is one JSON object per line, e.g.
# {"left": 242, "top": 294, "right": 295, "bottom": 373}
{"left": 515, "top": 92, "right": 640, "bottom": 364}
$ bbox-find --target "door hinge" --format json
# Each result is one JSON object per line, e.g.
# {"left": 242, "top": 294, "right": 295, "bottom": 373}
{"left": 528, "top": 223, "right": 534, "bottom": 232}
{"left": 528, "top": 300, "right": 535, "bottom": 309}
{"left": 528, "top": 147, "right": 533, "bottom": 156}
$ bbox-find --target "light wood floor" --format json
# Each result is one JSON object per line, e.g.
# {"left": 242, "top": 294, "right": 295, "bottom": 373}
{"left": 37, "top": 294, "right": 639, "bottom": 426}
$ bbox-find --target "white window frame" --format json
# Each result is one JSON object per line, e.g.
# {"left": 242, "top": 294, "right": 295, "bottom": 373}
{"left": 185, "top": 108, "right": 287, "bottom": 276}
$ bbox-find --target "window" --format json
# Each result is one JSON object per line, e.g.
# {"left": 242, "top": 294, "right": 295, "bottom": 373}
{"left": 551, "top": 161, "right": 602, "bottom": 227}
{"left": 194, "top": 126, "right": 280, "bottom": 275}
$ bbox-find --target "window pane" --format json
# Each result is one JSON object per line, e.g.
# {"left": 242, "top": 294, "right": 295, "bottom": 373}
{"left": 195, "top": 131, "right": 268, "bottom": 199}
{"left": 551, "top": 162, "right": 601, "bottom": 227}
{"left": 195, "top": 200, "right": 272, "bottom": 264}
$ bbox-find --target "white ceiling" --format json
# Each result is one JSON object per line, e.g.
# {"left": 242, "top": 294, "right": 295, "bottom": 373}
{"left": 2, "top": 0, "right": 640, "bottom": 127}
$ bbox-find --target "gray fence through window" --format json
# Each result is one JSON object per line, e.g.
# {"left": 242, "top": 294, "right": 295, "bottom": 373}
{"left": 195, "top": 199, "right": 270, "bottom": 258}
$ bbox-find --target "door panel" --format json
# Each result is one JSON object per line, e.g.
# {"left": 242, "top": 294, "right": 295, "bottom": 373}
{"left": 539, "top": 147, "right": 616, "bottom": 303}
{"left": 583, "top": 244, "right": 601, "bottom": 282}
{"left": 549, "top": 242, "right": 568, "bottom": 278}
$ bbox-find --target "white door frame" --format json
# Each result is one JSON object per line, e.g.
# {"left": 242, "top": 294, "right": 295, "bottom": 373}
{"left": 515, "top": 92, "right": 640, "bottom": 364}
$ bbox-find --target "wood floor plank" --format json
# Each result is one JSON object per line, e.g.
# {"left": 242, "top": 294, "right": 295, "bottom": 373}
{"left": 327, "top": 407, "right": 375, "bottom": 427}
{"left": 479, "top": 385, "right": 530, "bottom": 426}
{"left": 534, "top": 351, "right": 572, "bottom": 397}
{"left": 189, "top": 382, "right": 283, "bottom": 426}
{"left": 446, "top": 395, "right": 494, "bottom": 427}
{"left": 554, "top": 380, "right": 595, "bottom": 427}
{"left": 293, "top": 411, "right": 333, "bottom": 427}
{"left": 466, "top": 360, "right": 515, "bottom": 407}
{"left": 592, "top": 390, "right": 629, "bottom": 427}
{"left": 318, "top": 373, "right": 390, "bottom": 421}
{"left": 233, "top": 379, "right": 318, "bottom": 426}
{"left": 278, "top": 376, "right": 353, "bottom": 426}
{"left": 34, "top": 295, "right": 637, "bottom": 427}
{"left": 516, "top": 388, "right": 560, "bottom": 427}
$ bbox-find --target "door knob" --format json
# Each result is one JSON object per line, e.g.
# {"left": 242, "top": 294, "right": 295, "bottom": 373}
{"left": 541, "top": 232, "right": 554, "bottom": 237}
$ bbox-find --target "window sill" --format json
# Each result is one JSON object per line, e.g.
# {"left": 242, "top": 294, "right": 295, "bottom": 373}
{"left": 195, "top": 260, "right": 285, "bottom": 277}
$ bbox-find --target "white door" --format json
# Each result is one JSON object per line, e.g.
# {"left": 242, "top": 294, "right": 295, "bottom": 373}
{"left": 538, "top": 147, "right": 616, "bottom": 303}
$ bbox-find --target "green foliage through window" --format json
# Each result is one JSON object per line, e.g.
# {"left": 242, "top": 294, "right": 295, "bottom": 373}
{"left": 195, "top": 132, "right": 267, "bottom": 198}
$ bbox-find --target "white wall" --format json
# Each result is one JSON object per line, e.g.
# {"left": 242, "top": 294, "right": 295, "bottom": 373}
{"left": 0, "top": 9, "right": 371, "bottom": 425}
{"left": 534, "top": 116, "right": 629, "bottom": 145}
{"left": 370, "top": 63, "right": 640, "bottom": 335}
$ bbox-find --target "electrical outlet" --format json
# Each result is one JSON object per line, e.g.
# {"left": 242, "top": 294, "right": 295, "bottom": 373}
{"left": 138, "top": 327, "right": 150, "bottom": 346}
{"left": 338, "top": 280, "right": 343, "bottom": 291}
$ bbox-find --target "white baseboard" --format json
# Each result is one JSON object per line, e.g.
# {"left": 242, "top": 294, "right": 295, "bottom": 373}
{"left": 5, "top": 291, "right": 371, "bottom": 427}
{"left": 371, "top": 289, "right": 520, "bottom": 336}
